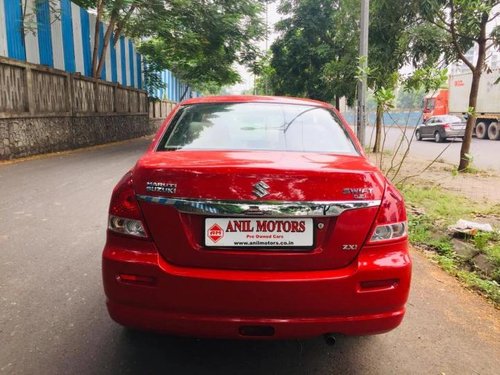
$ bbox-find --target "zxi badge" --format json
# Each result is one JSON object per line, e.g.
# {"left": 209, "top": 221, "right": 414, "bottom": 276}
{"left": 342, "top": 244, "right": 358, "bottom": 251}
{"left": 253, "top": 181, "right": 270, "bottom": 198}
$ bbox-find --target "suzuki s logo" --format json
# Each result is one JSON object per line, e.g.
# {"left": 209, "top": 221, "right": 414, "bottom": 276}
{"left": 253, "top": 181, "right": 270, "bottom": 198}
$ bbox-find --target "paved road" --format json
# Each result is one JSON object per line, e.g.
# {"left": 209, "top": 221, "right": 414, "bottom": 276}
{"left": 366, "top": 126, "right": 500, "bottom": 171}
{"left": 1, "top": 138, "right": 499, "bottom": 374}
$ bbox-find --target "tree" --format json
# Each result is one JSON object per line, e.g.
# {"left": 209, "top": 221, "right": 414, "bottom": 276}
{"left": 73, "top": 0, "right": 143, "bottom": 79}
{"left": 396, "top": 87, "right": 425, "bottom": 110}
{"left": 73, "top": 0, "right": 265, "bottom": 92}
{"left": 136, "top": 0, "right": 264, "bottom": 97}
{"left": 362, "top": 0, "right": 451, "bottom": 153}
{"left": 270, "top": 0, "right": 359, "bottom": 107}
{"left": 418, "top": 0, "right": 500, "bottom": 171}
{"left": 397, "top": 66, "right": 448, "bottom": 110}
{"left": 252, "top": 52, "right": 275, "bottom": 95}
{"left": 367, "top": 0, "right": 423, "bottom": 153}
{"left": 269, "top": 0, "right": 441, "bottom": 123}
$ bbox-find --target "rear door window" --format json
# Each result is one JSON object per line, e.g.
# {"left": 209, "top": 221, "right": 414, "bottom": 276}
{"left": 441, "top": 115, "right": 464, "bottom": 123}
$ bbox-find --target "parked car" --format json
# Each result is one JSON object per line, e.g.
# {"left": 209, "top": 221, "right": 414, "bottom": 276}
{"left": 416, "top": 115, "right": 466, "bottom": 142}
{"left": 102, "top": 96, "right": 411, "bottom": 341}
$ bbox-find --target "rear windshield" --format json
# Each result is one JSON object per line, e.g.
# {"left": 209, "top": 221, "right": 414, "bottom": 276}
{"left": 439, "top": 115, "right": 464, "bottom": 123}
{"left": 157, "top": 102, "right": 358, "bottom": 154}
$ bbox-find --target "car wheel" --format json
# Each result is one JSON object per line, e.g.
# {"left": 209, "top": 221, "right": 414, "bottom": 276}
{"left": 434, "top": 131, "right": 444, "bottom": 143}
{"left": 415, "top": 130, "right": 422, "bottom": 141}
{"left": 487, "top": 122, "right": 500, "bottom": 140}
{"left": 475, "top": 121, "right": 489, "bottom": 139}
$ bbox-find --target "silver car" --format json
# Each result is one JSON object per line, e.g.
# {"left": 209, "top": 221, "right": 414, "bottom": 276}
{"left": 416, "top": 115, "right": 466, "bottom": 143}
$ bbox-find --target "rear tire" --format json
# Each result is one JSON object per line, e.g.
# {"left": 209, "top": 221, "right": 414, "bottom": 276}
{"left": 487, "top": 122, "right": 500, "bottom": 140}
{"left": 475, "top": 121, "right": 489, "bottom": 139}
{"left": 416, "top": 130, "right": 422, "bottom": 141}
{"left": 434, "top": 131, "right": 444, "bottom": 143}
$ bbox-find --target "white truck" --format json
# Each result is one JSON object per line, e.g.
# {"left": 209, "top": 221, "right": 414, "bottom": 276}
{"left": 449, "top": 69, "right": 500, "bottom": 140}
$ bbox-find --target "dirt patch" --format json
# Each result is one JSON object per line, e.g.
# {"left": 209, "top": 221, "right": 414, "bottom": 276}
{"left": 371, "top": 154, "right": 500, "bottom": 204}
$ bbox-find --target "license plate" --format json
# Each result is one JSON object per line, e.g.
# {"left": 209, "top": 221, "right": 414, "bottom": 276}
{"left": 205, "top": 218, "right": 314, "bottom": 248}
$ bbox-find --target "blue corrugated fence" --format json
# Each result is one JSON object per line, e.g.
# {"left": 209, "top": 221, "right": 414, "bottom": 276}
{"left": 0, "top": 0, "right": 143, "bottom": 89}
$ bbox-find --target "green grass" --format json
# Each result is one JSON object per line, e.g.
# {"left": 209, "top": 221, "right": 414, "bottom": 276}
{"left": 483, "top": 241, "right": 500, "bottom": 284}
{"left": 402, "top": 185, "right": 484, "bottom": 223}
{"left": 437, "top": 252, "right": 500, "bottom": 302}
{"left": 485, "top": 243, "right": 500, "bottom": 264}
{"left": 402, "top": 184, "right": 500, "bottom": 305}
{"left": 456, "top": 269, "right": 500, "bottom": 303}
{"left": 473, "top": 232, "right": 492, "bottom": 251}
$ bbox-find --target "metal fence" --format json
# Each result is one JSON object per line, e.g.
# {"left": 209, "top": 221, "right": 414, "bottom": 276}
{"left": 149, "top": 100, "right": 177, "bottom": 119}
{"left": 342, "top": 111, "right": 424, "bottom": 128}
{"left": 0, "top": 0, "right": 145, "bottom": 90}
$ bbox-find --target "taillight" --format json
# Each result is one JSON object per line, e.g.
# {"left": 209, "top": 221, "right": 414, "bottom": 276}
{"left": 442, "top": 123, "right": 450, "bottom": 129}
{"left": 108, "top": 171, "right": 148, "bottom": 238}
{"left": 371, "top": 222, "right": 407, "bottom": 242}
{"left": 108, "top": 215, "right": 147, "bottom": 238}
{"left": 369, "top": 183, "right": 408, "bottom": 243}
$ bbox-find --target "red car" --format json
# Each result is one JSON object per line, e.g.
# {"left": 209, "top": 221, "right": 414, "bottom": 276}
{"left": 102, "top": 96, "right": 411, "bottom": 341}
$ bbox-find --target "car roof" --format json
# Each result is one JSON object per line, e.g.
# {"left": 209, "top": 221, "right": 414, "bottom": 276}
{"left": 180, "top": 95, "right": 332, "bottom": 109}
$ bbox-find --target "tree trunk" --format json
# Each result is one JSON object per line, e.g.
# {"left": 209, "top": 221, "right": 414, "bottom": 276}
{"left": 373, "top": 103, "right": 383, "bottom": 153}
{"left": 458, "top": 70, "right": 481, "bottom": 171}
{"left": 91, "top": 1, "right": 105, "bottom": 78}
{"left": 457, "top": 13, "right": 488, "bottom": 172}
{"left": 96, "top": 18, "right": 117, "bottom": 78}
{"left": 180, "top": 85, "right": 190, "bottom": 101}
{"left": 112, "top": 4, "right": 137, "bottom": 47}
{"left": 335, "top": 96, "right": 340, "bottom": 110}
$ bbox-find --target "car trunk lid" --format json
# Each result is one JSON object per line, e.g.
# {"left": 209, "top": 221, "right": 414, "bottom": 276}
{"left": 449, "top": 121, "right": 466, "bottom": 130}
{"left": 134, "top": 151, "right": 385, "bottom": 271}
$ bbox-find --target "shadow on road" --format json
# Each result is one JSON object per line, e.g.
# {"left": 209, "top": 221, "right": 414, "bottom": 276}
{"left": 417, "top": 139, "right": 464, "bottom": 143}
{"left": 103, "top": 329, "right": 378, "bottom": 374}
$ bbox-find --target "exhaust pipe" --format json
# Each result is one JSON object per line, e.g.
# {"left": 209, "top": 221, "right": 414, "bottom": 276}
{"left": 324, "top": 333, "right": 336, "bottom": 346}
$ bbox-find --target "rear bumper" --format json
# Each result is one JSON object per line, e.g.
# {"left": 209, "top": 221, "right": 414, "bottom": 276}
{"left": 102, "top": 237, "right": 411, "bottom": 339}
{"left": 444, "top": 130, "right": 465, "bottom": 137}
{"left": 107, "top": 300, "right": 405, "bottom": 339}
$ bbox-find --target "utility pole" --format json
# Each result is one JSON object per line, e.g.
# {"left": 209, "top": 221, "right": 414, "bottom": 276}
{"left": 265, "top": 1, "right": 269, "bottom": 52}
{"left": 264, "top": 1, "right": 269, "bottom": 95}
{"left": 357, "top": 0, "right": 370, "bottom": 147}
